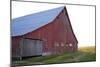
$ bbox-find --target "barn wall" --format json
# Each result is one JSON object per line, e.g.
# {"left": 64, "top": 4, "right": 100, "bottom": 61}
{"left": 22, "top": 8, "right": 78, "bottom": 55}
{"left": 63, "top": 8, "right": 78, "bottom": 51}
{"left": 12, "top": 8, "right": 78, "bottom": 57}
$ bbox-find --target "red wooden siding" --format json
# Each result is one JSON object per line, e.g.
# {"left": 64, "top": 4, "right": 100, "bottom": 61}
{"left": 12, "top": 36, "right": 22, "bottom": 57}
{"left": 12, "top": 7, "right": 78, "bottom": 57}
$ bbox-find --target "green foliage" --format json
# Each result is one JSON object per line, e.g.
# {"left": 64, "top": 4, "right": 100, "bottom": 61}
{"left": 12, "top": 46, "right": 96, "bottom": 66}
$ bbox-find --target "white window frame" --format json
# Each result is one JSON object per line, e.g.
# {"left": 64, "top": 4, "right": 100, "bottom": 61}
{"left": 61, "top": 43, "right": 64, "bottom": 47}
{"left": 55, "top": 42, "right": 59, "bottom": 47}
{"left": 69, "top": 43, "right": 72, "bottom": 47}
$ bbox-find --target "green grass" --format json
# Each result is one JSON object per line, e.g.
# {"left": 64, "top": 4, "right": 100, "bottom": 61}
{"left": 12, "top": 46, "right": 96, "bottom": 66}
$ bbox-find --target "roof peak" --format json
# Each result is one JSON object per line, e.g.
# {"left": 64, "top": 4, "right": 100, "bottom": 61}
{"left": 12, "top": 6, "right": 65, "bottom": 36}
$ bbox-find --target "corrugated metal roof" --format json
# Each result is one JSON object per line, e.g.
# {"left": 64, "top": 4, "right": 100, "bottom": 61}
{"left": 11, "top": 6, "right": 64, "bottom": 36}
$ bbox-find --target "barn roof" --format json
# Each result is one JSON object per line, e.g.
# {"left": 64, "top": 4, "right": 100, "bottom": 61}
{"left": 11, "top": 6, "right": 65, "bottom": 36}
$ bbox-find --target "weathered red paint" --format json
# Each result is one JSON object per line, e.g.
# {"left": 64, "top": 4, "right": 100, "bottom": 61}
{"left": 12, "top": 7, "right": 78, "bottom": 57}
{"left": 12, "top": 36, "right": 22, "bottom": 57}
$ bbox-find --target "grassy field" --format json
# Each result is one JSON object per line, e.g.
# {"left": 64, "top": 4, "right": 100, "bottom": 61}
{"left": 12, "top": 46, "right": 96, "bottom": 66}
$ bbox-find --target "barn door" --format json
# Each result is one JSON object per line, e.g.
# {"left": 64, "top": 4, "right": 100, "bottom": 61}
{"left": 35, "top": 40, "right": 43, "bottom": 55}
{"left": 22, "top": 39, "right": 43, "bottom": 57}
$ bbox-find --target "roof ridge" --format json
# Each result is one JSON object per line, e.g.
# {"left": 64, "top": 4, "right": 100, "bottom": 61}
{"left": 12, "top": 6, "right": 65, "bottom": 36}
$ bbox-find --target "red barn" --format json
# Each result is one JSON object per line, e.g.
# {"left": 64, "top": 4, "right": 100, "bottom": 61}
{"left": 11, "top": 6, "right": 78, "bottom": 58}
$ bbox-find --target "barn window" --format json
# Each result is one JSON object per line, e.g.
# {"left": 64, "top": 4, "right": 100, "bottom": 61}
{"left": 65, "top": 44, "right": 69, "bottom": 47}
{"left": 69, "top": 43, "right": 72, "bottom": 47}
{"left": 55, "top": 42, "right": 59, "bottom": 47}
{"left": 61, "top": 43, "right": 64, "bottom": 47}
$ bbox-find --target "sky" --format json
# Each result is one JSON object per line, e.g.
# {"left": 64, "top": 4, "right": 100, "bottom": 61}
{"left": 12, "top": 1, "right": 95, "bottom": 47}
